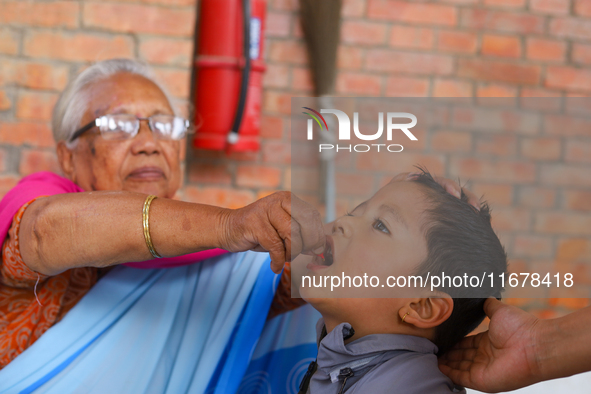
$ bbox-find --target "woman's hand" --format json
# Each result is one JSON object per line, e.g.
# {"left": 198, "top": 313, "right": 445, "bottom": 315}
{"left": 438, "top": 298, "right": 543, "bottom": 392}
{"left": 220, "top": 192, "right": 325, "bottom": 273}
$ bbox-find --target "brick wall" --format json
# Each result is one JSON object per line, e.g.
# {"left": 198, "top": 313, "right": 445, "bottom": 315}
{"left": 0, "top": 0, "right": 590, "bottom": 315}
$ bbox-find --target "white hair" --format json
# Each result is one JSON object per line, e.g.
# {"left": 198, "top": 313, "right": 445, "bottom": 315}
{"left": 52, "top": 58, "right": 175, "bottom": 147}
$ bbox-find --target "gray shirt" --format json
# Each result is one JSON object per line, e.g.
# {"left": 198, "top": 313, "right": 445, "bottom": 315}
{"left": 307, "top": 319, "right": 465, "bottom": 394}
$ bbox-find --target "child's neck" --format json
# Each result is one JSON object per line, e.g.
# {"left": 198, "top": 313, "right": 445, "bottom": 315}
{"left": 322, "top": 313, "right": 434, "bottom": 345}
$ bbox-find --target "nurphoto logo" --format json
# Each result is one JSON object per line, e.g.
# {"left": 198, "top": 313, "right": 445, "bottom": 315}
{"left": 303, "top": 107, "right": 418, "bottom": 153}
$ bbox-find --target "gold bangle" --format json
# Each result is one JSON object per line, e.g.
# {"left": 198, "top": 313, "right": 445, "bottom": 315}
{"left": 142, "top": 195, "right": 162, "bottom": 258}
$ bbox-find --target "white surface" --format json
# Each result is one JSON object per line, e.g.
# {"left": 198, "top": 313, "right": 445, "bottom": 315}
{"left": 468, "top": 371, "right": 591, "bottom": 394}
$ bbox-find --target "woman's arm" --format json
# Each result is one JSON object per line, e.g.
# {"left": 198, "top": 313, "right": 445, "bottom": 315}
{"left": 20, "top": 191, "right": 325, "bottom": 276}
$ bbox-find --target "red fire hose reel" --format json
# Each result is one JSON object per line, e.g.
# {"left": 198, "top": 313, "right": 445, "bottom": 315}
{"left": 193, "top": 0, "right": 266, "bottom": 152}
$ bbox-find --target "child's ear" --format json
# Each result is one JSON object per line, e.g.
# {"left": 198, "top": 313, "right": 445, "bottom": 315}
{"left": 398, "top": 297, "right": 453, "bottom": 329}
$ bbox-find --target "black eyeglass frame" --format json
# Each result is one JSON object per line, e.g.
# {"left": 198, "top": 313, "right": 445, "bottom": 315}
{"left": 69, "top": 114, "right": 190, "bottom": 143}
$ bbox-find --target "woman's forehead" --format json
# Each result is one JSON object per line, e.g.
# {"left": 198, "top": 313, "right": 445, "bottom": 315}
{"left": 85, "top": 73, "right": 172, "bottom": 116}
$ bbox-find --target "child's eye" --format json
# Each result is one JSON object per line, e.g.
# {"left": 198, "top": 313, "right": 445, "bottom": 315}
{"left": 345, "top": 211, "right": 354, "bottom": 217}
{"left": 373, "top": 219, "right": 390, "bottom": 234}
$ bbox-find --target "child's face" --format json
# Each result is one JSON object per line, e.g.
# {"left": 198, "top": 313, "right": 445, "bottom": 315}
{"left": 297, "top": 179, "right": 430, "bottom": 312}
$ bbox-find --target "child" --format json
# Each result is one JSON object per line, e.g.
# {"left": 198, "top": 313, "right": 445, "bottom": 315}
{"left": 294, "top": 170, "right": 507, "bottom": 394}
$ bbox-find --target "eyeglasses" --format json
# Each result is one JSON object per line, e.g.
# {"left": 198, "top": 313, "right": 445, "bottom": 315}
{"left": 69, "top": 114, "right": 190, "bottom": 143}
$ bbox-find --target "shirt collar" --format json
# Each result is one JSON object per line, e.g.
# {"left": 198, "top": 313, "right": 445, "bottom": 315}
{"left": 315, "top": 318, "right": 438, "bottom": 375}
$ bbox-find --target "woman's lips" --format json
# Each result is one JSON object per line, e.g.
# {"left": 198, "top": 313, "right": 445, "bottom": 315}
{"left": 127, "top": 166, "right": 165, "bottom": 181}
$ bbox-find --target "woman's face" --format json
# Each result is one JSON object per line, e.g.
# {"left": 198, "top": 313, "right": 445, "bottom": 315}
{"left": 58, "top": 72, "right": 182, "bottom": 198}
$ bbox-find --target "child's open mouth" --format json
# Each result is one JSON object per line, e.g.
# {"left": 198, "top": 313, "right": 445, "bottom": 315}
{"left": 308, "top": 236, "right": 335, "bottom": 269}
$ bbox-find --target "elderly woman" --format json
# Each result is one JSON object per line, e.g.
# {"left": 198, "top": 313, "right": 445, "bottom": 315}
{"left": 0, "top": 59, "right": 326, "bottom": 393}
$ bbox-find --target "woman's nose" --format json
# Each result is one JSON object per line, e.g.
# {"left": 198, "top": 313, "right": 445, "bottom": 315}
{"left": 131, "top": 120, "right": 161, "bottom": 155}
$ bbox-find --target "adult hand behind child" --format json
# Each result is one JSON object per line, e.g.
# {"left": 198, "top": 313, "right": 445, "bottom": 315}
{"left": 438, "top": 298, "right": 544, "bottom": 393}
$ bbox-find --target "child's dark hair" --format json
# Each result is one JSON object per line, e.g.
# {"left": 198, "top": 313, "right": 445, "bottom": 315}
{"left": 411, "top": 168, "right": 507, "bottom": 356}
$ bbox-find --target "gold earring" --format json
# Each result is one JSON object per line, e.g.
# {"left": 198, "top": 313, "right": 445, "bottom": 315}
{"left": 402, "top": 312, "right": 410, "bottom": 323}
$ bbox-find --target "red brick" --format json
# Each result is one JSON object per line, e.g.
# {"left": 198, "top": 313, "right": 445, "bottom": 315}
{"left": 15, "top": 62, "right": 68, "bottom": 91}
{"left": 343, "top": 0, "right": 366, "bottom": 17}
{"left": 484, "top": 0, "right": 526, "bottom": 8}
{"left": 526, "top": 38, "right": 566, "bottom": 62}
{"left": 272, "top": 0, "right": 298, "bottom": 11}
{"left": 513, "top": 235, "right": 553, "bottom": 258}
{"left": 262, "top": 64, "right": 289, "bottom": 89}
{"left": 236, "top": 165, "right": 282, "bottom": 188}
{"left": 262, "top": 141, "right": 291, "bottom": 164}
{"left": 291, "top": 142, "right": 319, "bottom": 167}
{"left": 263, "top": 91, "right": 292, "bottom": 114}
{"left": 367, "top": 0, "right": 458, "bottom": 26}
{"left": 99, "top": 0, "right": 196, "bottom": 5}
{"left": 187, "top": 163, "right": 232, "bottom": 185}
{"left": 0, "top": 90, "right": 10, "bottom": 110}
{"left": 546, "top": 66, "right": 591, "bottom": 92}
{"left": 472, "top": 183, "right": 513, "bottom": 206}
{"left": 337, "top": 46, "right": 364, "bottom": 70}
{"left": 356, "top": 153, "right": 446, "bottom": 174}
{"left": 540, "top": 164, "right": 591, "bottom": 187}
{"left": 385, "top": 76, "right": 429, "bottom": 97}
{"left": 153, "top": 68, "right": 190, "bottom": 99}
{"left": 550, "top": 18, "right": 591, "bottom": 41}
{"left": 521, "top": 137, "right": 561, "bottom": 160}
{"left": 0, "top": 1, "right": 78, "bottom": 28}
{"left": 83, "top": 3, "right": 194, "bottom": 37}
{"left": 543, "top": 114, "right": 591, "bottom": 136}
{"left": 184, "top": 186, "right": 255, "bottom": 209}
{"left": 291, "top": 67, "right": 314, "bottom": 92}
{"left": 0, "top": 122, "right": 55, "bottom": 148}
{"left": 518, "top": 186, "right": 556, "bottom": 208}
{"left": 336, "top": 73, "right": 382, "bottom": 95}
{"left": 452, "top": 107, "right": 541, "bottom": 134}
{"left": 0, "top": 175, "right": 19, "bottom": 198}
{"left": 15, "top": 92, "right": 58, "bottom": 121}
{"left": 575, "top": 0, "right": 591, "bottom": 16}
{"left": 461, "top": 9, "right": 544, "bottom": 34}
{"left": 530, "top": 0, "right": 570, "bottom": 14}
{"left": 290, "top": 168, "right": 318, "bottom": 193}
{"left": 266, "top": 11, "right": 291, "bottom": 38}
{"left": 342, "top": 21, "right": 387, "bottom": 45}
{"left": 556, "top": 238, "right": 591, "bottom": 262}
{"left": 336, "top": 173, "right": 375, "bottom": 196}
{"left": 476, "top": 135, "right": 518, "bottom": 156}
{"left": 565, "top": 139, "right": 591, "bottom": 163}
{"left": 457, "top": 59, "right": 541, "bottom": 85}
{"left": 389, "top": 25, "right": 434, "bottom": 50}
{"left": 269, "top": 41, "right": 308, "bottom": 65}
{"left": 430, "top": 131, "right": 471, "bottom": 152}
{"left": 519, "top": 89, "right": 562, "bottom": 110}
{"left": 260, "top": 116, "right": 284, "bottom": 139}
{"left": 19, "top": 149, "right": 60, "bottom": 176}
{"left": 437, "top": 30, "right": 478, "bottom": 54}
{"left": 564, "top": 190, "right": 591, "bottom": 211}
{"left": 433, "top": 79, "right": 472, "bottom": 97}
{"left": 572, "top": 43, "right": 591, "bottom": 65}
{"left": 0, "top": 28, "right": 18, "bottom": 55}
{"left": 23, "top": 32, "right": 133, "bottom": 62}
{"left": 139, "top": 38, "right": 192, "bottom": 67}
{"left": 366, "top": 49, "right": 453, "bottom": 75}
{"left": 535, "top": 212, "right": 591, "bottom": 235}
{"left": 490, "top": 207, "right": 531, "bottom": 231}
{"left": 482, "top": 34, "right": 521, "bottom": 58}
{"left": 450, "top": 158, "right": 536, "bottom": 183}
{"left": 477, "top": 84, "right": 518, "bottom": 97}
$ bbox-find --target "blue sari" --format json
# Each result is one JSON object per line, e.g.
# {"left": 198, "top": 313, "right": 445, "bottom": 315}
{"left": 0, "top": 252, "right": 319, "bottom": 394}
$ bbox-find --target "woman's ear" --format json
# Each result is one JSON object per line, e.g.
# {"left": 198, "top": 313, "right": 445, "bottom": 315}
{"left": 399, "top": 297, "right": 453, "bottom": 329}
{"left": 56, "top": 141, "right": 76, "bottom": 182}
